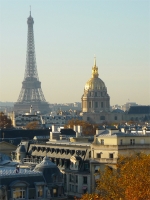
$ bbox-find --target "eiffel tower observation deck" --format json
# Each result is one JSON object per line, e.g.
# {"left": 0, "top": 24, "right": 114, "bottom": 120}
{"left": 14, "top": 12, "right": 49, "bottom": 114}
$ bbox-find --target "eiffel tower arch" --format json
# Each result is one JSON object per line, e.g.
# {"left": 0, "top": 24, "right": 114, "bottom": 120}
{"left": 14, "top": 12, "right": 49, "bottom": 114}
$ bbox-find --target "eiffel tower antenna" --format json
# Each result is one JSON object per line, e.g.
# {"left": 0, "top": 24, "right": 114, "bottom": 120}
{"left": 14, "top": 12, "right": 49, "bottom": 114}
{"left": 30, "top": 5, "right": 31, "bottom": 16}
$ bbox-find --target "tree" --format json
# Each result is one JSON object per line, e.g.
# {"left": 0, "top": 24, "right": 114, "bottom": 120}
{"left": 0, "top": 112, "right": 12, "bottom": 128}
{"left": 64, "top": 119, "right": 98, "bottom": 135}
{"left": 26, "top": 121, "right": 39, "bottom": 129}
{"left": 76, "top": 153, "right": 150, "bottom": 200}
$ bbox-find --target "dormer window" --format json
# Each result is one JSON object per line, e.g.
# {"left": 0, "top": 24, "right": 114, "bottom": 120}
{"left": 13, "top": 187, "right": 26, "bottom": 199}
{"left": 75, "top": 162, "right": 78, "bottom": 168}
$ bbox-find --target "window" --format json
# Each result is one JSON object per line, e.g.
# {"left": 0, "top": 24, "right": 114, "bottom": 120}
{"left": 75, "top": 162, "right": 78, "bottom": 168}
{"left": 76, "top": 175, "right": 78, "bottom": 183}
{"left": 130, "top": 139, "right": 135, "bottom": 145}
{"left": 89, "top": 102, "right": 91, "bottom": 108}
{"left": 95, "top": 92, "right": 97, "bottom": 97}
{"left": 100, "top": 116, "right": 105, "bottom": 120}
{"left": 97, "top": 153, "right": 101, "bottom": 158}
{"left": 52, "top": 174, "right": 57, "bottom": 182}
{"left": 101, "top": 102, "right": 103, "bottom": 108}
{"left": 114, "top": 116, "right": 117, "bottom": 120}
{"left": 69, "top": 174, "right": 71, "bottom": 181}
{"left": 84, "top": 163, "right": 89, "bottom": 170}
{"left": 101, "top": 139, "right": 104, "bottom": 145}
{"left": 89, "top": 151, "right": 91, "bottom": 158}
{"left": 13, "top": 187, "right": 26, "bottom": 199}
{"left": 95, "top": 102, "right": 98, "bottom": 108}
{"left": 53, "top": 188, "right": 57, "bottom": 197}
{"left": 83, "top": 176, "right": 87, "bottom": 184}
{"left": 76, "top": 185, "right": 78, "bottom": 192}
{"left": 72, "top": 185, "right": 74, "bottom": 192}
{"left": 109, "top": 153, "right": 114, "bottom": 159}
{"left": 37, "top": 186, "right": 43, "bottom": 198}
{"left": 120, "top": 139, "right": 123, "bottom": 145}
{"left": 70, "top": 174, "right": 75, "bottom": 182}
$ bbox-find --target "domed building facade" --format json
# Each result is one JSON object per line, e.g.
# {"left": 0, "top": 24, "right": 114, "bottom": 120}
{"left": 81, "top": 58, "right": 123, "bottom": 124}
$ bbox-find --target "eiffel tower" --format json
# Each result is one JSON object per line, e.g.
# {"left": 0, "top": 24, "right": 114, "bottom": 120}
{"left": 14, "top": 12, "right": 49, "bottom": 114}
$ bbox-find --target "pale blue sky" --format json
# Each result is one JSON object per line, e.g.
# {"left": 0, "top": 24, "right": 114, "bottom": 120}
{"left": 0, "top": 0, "right": 150, "bottom": 105}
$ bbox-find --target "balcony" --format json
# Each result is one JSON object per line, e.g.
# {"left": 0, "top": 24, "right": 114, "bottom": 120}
{"left": 94, "top": 158, "right": 117, "bottom": 164}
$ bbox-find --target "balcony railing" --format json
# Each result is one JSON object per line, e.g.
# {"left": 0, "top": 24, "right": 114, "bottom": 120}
{"left": 94, "top": 158, "right": 117, "bottom": 163}
{"left": 23, "top": 158, "right": 40, "bottom": 164}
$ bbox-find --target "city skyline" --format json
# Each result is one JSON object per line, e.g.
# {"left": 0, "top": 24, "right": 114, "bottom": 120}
{"left": 0, "top": 0, "right": 150, "bottom": 105}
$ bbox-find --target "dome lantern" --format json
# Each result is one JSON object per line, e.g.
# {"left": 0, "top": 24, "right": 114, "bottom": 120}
{"left": 84, "top": 57, "right": 106, "bottom": 91}
{"left": 92, "top": 57, "right": 99, "bottom": 78}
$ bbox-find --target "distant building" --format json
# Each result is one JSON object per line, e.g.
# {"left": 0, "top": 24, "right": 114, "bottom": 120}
{"left": 81, "top": 58, "right": 150, "bottom": 124}
{"left": 121, "top": 102, "right": 138, "bottom": 111}
{"left": 125, "top": 106, "right": 150, "bottom": 122}
{"left": 13, "top": 105, "right": 42, "bottom": 128}
{"left": 81, "top": 58, "right": 123, "bottom": 124}
{"left": 41, "top": 114, "right": 82, "bottom": 128}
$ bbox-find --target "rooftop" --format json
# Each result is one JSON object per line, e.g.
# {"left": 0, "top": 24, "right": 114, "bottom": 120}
{"left": 46, "top": 139, "right": 91, "bottom": 146}
{"left": 0, "top": 168, "right": 42, "bottom": 177}
{"left": 96, "top": 129, "right": 148, "bottom": 137}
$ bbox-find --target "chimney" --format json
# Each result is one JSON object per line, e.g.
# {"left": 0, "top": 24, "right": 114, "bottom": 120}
{"left": 77, "top": 125, "right": 82, "bottom": 134}
{"left": 143, "top": 129, "right": 146, "bottom": 135}
{"left": 52, "top": 125, "right": 58, "bottom": 132}
{"left": 121, "top": 128, "right": 126, "bottom": 133}
{"left": 73, "top": 125, "right": 77, "bottom": 132}
{"left": 96, "top": 129, "right": 104, "bottom": 135}
{"left": 109, "top": 129, "right": 119, "bottom": 135}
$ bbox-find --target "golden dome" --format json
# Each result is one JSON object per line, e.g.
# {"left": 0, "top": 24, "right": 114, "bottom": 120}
{"left": 84, "top": 57, "right": 106, "bottom": 91}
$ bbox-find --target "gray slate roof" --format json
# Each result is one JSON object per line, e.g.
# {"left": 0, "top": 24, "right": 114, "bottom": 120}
{"left": 96, "top": 129, "right": 147, "bottom": 137}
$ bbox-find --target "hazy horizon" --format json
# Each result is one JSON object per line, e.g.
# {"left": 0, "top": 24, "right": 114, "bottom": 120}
{"left": 0, "top": 0, "right": 150, "bottom": 106}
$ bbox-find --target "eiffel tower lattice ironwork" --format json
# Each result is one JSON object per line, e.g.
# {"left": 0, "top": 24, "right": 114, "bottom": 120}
{"left": 14, "top": 12, "right": 49, "bottom": 113}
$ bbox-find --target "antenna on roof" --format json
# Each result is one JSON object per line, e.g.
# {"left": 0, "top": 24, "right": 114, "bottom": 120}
{"left": 30, "top": 5, "right": 31, "bottom": 16}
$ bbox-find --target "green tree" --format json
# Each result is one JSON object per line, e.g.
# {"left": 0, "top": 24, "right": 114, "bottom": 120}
{"left": 0, "top": 112, "right": 12, "bottom": 128}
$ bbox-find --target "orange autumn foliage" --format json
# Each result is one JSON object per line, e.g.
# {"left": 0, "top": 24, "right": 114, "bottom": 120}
{"left": 64, "top": 119, "right": 98, "bottom": 135}
{"left": 75, "top": 153, "right": 150, "bottom": 200}
{"left": 0, "top": 112, "right": 12, "bottom": 128}
{"left": 26, "top": 121, "right": 39, "bottom": 129}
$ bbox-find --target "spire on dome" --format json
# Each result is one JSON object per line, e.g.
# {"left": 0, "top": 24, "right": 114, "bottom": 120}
{"left": 92, "top": 57, "right": 99, "bottom": 78}
{"left": 94, "top": 56, "right": 96, "bottom": 66}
